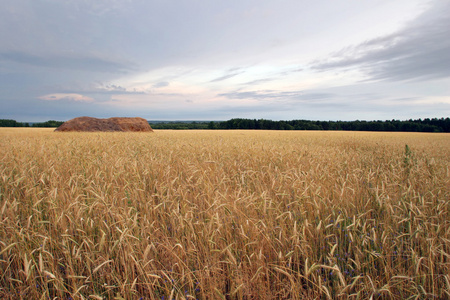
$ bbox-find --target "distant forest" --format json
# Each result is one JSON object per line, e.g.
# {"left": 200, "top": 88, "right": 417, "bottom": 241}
{"left": 0, "top": 120, "right": 64, "bottom": 128}
{"left": 150, "top": 118, "right": 450, "bottom": 132}
{"left": 1, "top": 118, "right": 449, "bottom": 132}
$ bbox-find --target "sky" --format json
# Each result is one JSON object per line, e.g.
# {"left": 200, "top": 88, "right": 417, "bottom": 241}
{"left": 1, "top": 0, "right": 449, "bottom": 122}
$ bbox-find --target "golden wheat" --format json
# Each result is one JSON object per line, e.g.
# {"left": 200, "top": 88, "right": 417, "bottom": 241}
{"left": 0, "top": 128, "right": 449, "bottom": 299}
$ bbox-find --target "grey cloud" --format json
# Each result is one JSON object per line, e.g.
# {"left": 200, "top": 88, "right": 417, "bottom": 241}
{"left": 210, "top": 71, "right": 245, "bottom": 83}
{"left": 88, "top": 86, "right": 145, "bottom": 96}
{"left": 278, "top": 68, "right": 303, "bottom": 77}
{"left": 242, "top": 78, "right": 276, "bottom": 86}
{"left": 312, "top": 2, "right": 450, "bottom": 81}
{"left": 152, "top": 82, "right": 170, "bottom": 88}
{"left": 241, "top": 67, "right": 303, "bottom": 86}
{"left": 389, "top": 96, "right": 422, "bottom": 103}
{"left": 219, "top": 90, "right": 295, "bottom": 100}
{"left": 44, "top": 83, "right": 146, "bottom": 96}
{"left": 295, "top": 93, "right": 337, "bottom": 101}
{"left": 0, "top": 51, "right": 135, "bottom": 74}
{"left": 219, "top": 90, "right": 336, "bottom": 102}
{"left": 237, "top": 68, "right": 303, "bottom": 86}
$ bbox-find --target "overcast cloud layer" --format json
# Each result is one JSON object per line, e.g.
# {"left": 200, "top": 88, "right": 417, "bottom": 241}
{"left": 1, "top": 0, "right": 449, "bottom": 121}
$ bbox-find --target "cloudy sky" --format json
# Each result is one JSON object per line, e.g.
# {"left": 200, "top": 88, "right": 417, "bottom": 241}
{"left": 1, "top": 0, "right": 449, "bottom": 121}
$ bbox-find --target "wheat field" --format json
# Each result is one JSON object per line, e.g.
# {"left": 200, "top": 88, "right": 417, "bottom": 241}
{"left": 0, "top": 128, "right": 449, "bottom": 299}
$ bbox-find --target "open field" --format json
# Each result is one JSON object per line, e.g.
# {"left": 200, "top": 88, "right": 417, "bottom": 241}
{"left": 0, "top": 128, "right": 449, "bottom": 299}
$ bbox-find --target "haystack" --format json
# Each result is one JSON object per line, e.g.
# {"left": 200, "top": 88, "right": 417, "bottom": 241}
{"left": 55, "top": 117, "right": 153, "bottom": 132}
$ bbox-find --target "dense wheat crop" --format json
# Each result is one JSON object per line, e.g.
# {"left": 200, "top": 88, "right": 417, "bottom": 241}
{"left": 0, "top": 128, "right": 449, "bottom": 299}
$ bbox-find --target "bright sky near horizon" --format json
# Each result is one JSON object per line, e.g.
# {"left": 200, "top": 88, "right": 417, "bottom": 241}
{"left": 1, "top": 0, "right": 449, "bottom": 122}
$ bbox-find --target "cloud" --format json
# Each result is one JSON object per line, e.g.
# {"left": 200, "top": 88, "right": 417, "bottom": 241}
{"left": 219, "top": 90, "right": 295, "bottom": 100}
{"left": 0, "top": 51, "right": 135, "bottom": 74}
{"left": 42, "top": 83, "right": 147, "bottom": 97}
{"left": 242, "top": 77, "right": 277, "bottom": 86}
{"left": 88, "top": 84, "right": 146, "bottom": 95}
{"left": 210, "top": 68, "right": 246, "bottom": 82}
{"left": 312, "top": 2, "right": 450, "bottom": 82}
{"left": 38, "top": 93, "right": 94, "bottom": 102}
{"left": 219, "top": 89, "right": 336, "bottom": 102}
{"left": 152, "top": 81, "right": 170, "bottom": 88}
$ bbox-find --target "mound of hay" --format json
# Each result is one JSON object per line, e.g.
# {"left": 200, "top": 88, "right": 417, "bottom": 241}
{"left": 55, "top": 117, "right": 153, "bottom": 132}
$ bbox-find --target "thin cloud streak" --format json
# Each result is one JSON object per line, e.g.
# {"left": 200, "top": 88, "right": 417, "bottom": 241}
{"left": 0, "top": 51, "right": 135, "bottom": 74}
{"left": 38, "top": 93, "right": 94, "bottom": 102}
{"left": 210, "top": 71, "right": 245, "bottom": 83}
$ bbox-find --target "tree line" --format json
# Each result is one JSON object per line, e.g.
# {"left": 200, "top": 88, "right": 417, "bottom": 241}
{"left": 152, "top": 118, "right": 450, "bottom": 132}
{"left": 2, "top": 118, "right": 449, "bottom": 132}
{"left": 0, "top": 119, "right": 64, "bottom": 128}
